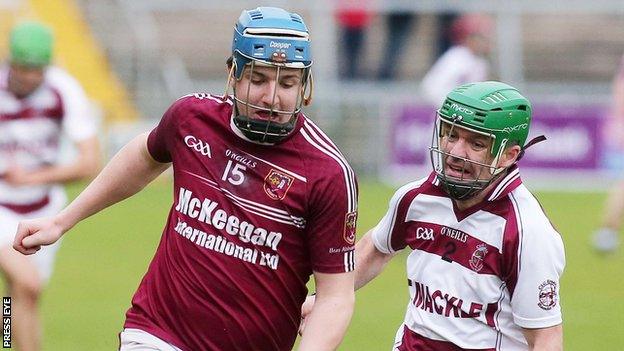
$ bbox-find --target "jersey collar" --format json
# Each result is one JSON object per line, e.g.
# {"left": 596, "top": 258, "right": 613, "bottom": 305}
{"left": 428, "top": 164, "right": 523, "bottom": 203}
{"left": 485, "top": 165, "right": 522, "bottom": 202}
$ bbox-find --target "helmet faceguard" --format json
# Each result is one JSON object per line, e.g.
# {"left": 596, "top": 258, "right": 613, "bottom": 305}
{"left": 226, "top": 7, "right": 313, "bottom": 144}
{"left": 430, "top": 81, "right": 532, "bottom": 200}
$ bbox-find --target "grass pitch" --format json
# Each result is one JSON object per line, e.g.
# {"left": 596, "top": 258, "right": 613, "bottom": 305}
{"left": 2, "top": 180, "right": 622, "bottom": 350}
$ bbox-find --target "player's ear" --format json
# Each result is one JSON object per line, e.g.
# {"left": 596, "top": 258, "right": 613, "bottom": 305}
{"left": 226, "top": 56, "right": 233, "bottom": 72}
{"left": 499, "top": 144, "right": 521, "bottom": 168}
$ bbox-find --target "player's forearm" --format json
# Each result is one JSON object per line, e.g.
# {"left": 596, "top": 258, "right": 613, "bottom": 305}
{"left": 297, "top": 292, "right": 354, "bottom": 351}
{"left": 354, "top": 230, "right": 394, "bottom": 290}
{"left": 55, "top": 133, "right": 169, "bottom": 232}
{"left": 23, "top": 149, "right": 100, "bottom": 185}
{"left": 523, "top": 324, "right": 563, "bottom": 351}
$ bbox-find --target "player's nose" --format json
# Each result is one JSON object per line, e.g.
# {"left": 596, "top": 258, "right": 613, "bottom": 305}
{"left": 259, "top": 79, "right": 280, "bottom": 108}
{"left": 447, "top": 138, "right": 469, "bottom": 159}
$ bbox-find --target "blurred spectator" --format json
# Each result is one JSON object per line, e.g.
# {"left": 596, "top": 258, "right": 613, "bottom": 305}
{"left": 435, "top": 12, "right": 460, "bottom": 59}
{"left": 377, "top": 9, "right": 416, "bottom": 80}
{"left": 591, "top": 55, "right": 624, "bottom": 253}
{"left": 420, "top": 14, "right": 493, "bottom": 106}
{"left": 0, "top": 21, "right": 100, "bottom": 351}
{"left": 336, "top": 0, "right": 372, "bottom": 79}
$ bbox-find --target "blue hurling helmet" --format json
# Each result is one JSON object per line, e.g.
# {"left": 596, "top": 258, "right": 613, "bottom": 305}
{"left": 230, "top": 7, "right": 313, "bottom": 143}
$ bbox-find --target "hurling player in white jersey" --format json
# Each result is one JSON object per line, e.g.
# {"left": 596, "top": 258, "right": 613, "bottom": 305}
{"left": 302, "top": 81, "right": 565, "bottom": 350}
{"left": 0, "top": 21, "right": 99, "bottom": 351}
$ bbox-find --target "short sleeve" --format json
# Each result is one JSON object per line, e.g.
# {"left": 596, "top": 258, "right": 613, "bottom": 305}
{"left": 511, "top": 224, "right": 565, "bottom": 329}
{"left": 371, "top": 182, "right": 417, "bottom": 254}
{"left": 48, "top": 68, "right": 98, "bottom": 141}
{"left": 306, "top": 168, "right": 358, "bottom": 273}
{"left": 147, "top": 98, "right": 187, "bottom": 163}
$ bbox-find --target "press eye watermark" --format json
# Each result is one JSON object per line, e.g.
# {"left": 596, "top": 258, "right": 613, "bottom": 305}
{"left": 2, "top": 297, "right": 10, "bottom": 349}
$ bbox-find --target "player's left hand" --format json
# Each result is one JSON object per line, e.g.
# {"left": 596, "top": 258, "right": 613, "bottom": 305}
{"left": 298, "top": 294, "right": 316, "bottom": 336}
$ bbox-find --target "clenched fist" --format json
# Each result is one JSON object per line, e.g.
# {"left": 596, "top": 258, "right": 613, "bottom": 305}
{"left": 13, "top": 216, "right": 66, "bottom": 255}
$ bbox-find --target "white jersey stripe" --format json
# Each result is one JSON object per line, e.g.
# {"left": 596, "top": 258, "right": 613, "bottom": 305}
{"left": 305, "top": 119, "right": 356, "bottom": 196}
{"left": 303, "top": 118, "right": 340, "bottom": 153}
{"left": 301, "top": 124, "right": 357, "bottom": 211}
{"left": 494, "top": 282, "right": 506, "bottom": 350}
{"left": 509, "top": 193, "right": 524, "bottom": 280}
{"left": 244, "top": 153, "right": 307, "bottom": 183}
{"left": 343, "top": 251, "right": 355, "bottom": 272}
{"left": 182, "top": 170, "right": 294, "bottom": 216}
{"left": 181, "top": 170, "right": 304, "bottom": 227}
{"left": 207, "top": 94, "right": 233, "bottom": 105}
{"left": 488, "top": 168, "right": 520, "bottom": 201}
{"left": 300, "top": 129, "right": 356, "bottom": 212}
{"left": 302, "top": 120, "right": 357, "bottom": 206}
{"left": 350, "top": 251, "right": 355, "bottom": 271}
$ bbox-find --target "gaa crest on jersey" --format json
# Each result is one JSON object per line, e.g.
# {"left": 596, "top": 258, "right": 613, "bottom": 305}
{"left": 538, "top": 280, "right": 558, "bottom": 310}
{"left": 469, "top": 243, "right": 488, "bottom": 272}
{"left": 264, "top": 169, "right": 294, "bottom": 200}
{"left": 344, "top": 211, "right": 357, "bottom": 245}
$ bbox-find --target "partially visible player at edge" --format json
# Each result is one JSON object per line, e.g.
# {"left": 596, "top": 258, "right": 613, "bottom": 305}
{"left": 14, "top": 7, "right": 357, "bottom": 351}
{"left": 0, "top": 21, "right": 100, "bottom": 351}
{"left": 591, "top": 52, "right": 624, "bottom": 253}
{"left": 302, "top": 81, "right": 565, "bottom": 350}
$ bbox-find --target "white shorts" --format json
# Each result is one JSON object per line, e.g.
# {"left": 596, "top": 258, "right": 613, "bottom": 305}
{"left": 119, "top": 328, "right": 183, "bottom": 351}
{"left": 0, "top": 187, "right": 66, "bottom": 283}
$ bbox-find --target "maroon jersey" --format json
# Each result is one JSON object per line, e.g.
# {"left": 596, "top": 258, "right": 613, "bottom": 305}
{"left": 125, "top": 94, "right": 357, "bottom": 350}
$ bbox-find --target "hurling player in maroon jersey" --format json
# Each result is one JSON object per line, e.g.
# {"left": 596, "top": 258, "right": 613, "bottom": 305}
{"left": 13, "top": 7, "right": 357, "bottom": 351}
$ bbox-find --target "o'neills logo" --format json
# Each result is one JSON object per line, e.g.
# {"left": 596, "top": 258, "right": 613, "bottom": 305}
{"left": 344, "top": 211, "right": 357, "bottom": 245}
{"left": 264, "top": 169, "right": 294, "bottom": 200}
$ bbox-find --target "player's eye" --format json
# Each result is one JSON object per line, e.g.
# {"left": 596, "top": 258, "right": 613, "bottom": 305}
{"left": 446, "top": 131, "right": 458, "bottom": 141}
{"left": 472, "top": 140, "right": 487, "bottom": 150}
{"left": 280, "top": 78, "right": 299, "bottom": 89}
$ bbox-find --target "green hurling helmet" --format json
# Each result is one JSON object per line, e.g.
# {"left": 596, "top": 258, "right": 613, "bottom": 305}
{"left": 430, "top": 81, "right": 532, "bottom": 200}
{"left": 10, "top": 21, "right": 53, "bottom": 67}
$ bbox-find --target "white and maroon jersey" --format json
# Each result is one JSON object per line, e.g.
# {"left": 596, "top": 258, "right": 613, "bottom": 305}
{"left": 372, "top": 169, "right": 565, "bottom": 351}
{"left": 127, "top": 94, "right": 358, "bottom": 350}
{"left": 0, "top": 65, "right": 96, "bottom": 211}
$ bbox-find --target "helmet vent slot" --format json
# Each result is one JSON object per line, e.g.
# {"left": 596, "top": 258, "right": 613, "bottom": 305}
{"left": 249, "top": 10, "right": 263, "bottom": 20}
{"left": 472, "top": 111, "right": 487, "bottom": 124}
{"left": 517, "top": 105, "right": 528, "bottom": 111}
{"left": 290, "top": 14, "right": 303, "bottom": 23}
{"left": 482, "top": 92, "right": 507, "bottom": 104}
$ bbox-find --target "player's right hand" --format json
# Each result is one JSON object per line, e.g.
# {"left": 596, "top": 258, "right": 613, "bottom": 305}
{"left": 13, "top": 217, "right": 65, "bottom": 255}
{"left": 298, "top": 294, "right": 316, "bottom": 336}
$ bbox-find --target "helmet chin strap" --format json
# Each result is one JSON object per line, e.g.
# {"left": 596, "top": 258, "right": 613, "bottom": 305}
{"left": 489, "top": 139, "right": 508, "bottom": 176}
{"left": 517, "top": 135, "right": 547, "bottom": 162}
